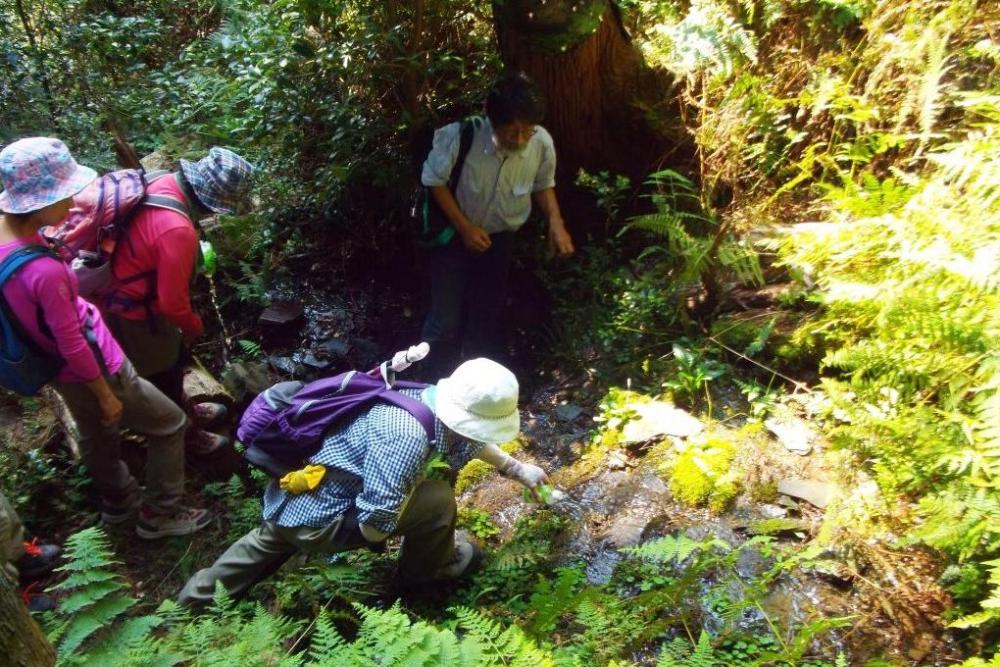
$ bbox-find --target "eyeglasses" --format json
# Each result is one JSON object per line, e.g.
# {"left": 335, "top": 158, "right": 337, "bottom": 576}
{"left": 496, "top": 123, "right": 538, "bottom": 143}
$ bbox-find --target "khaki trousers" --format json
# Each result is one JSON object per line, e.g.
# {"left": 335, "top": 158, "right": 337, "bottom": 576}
{"left": 178, "top": 479, "right": 457, "bottom": 605}
{"left": 103, "top": 313, "right": 182, "bottom": 378}
{"left": 0, "top": 492, "right": 25, "bottom": 582}
{"left": 53, "top": 358, "right": 188, "bottom": 512}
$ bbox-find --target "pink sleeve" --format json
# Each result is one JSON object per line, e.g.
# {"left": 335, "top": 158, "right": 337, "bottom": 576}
{"left": 27, "top": 260, "right": 102, "bottom": 381}
{"left": 154, "top": 226, "right": 204, "bottom": 337}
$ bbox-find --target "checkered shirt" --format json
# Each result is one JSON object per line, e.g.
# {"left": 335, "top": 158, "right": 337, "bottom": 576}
{"left": 261, "top": 388, "right": 483, "bottom": 533}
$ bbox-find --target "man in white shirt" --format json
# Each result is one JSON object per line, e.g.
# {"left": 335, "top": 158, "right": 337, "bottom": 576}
{"left": 420, "top": 73, "right": 574, "bottom": 378}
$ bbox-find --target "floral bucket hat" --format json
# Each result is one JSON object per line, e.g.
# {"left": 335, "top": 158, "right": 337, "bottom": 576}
{"left": 0, "top": 138, "right": 97, "bottom": 214}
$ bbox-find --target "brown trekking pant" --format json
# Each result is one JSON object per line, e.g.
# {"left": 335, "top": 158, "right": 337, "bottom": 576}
{"left": 53, "top": 358, "right": 188, "bottom": 513}
{"left": 177, "top": 479, "right": 457, "bottom": 605}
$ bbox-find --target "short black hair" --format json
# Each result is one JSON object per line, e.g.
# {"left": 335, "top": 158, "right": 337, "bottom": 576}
{"left": 485, "top": 72, "right": 546, "bottom": 126}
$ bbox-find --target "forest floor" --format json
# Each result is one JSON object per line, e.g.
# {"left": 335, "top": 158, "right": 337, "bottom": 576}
{"left": 0, "top": 252, "right": 965, "bottom": 666}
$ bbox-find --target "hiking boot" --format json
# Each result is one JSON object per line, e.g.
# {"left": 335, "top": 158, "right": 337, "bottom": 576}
{"left": 192, "top": 402, "right": 228, "bottom": 429}
{"left": 136, "top": 506, "right": 212, "bottom": 539}
{"left": 17, "top": 539, "right": 61, "bottom": 581}
{"left": 100, "top": 495, "right": 142, "bottom": 526}
{"left": 433, "top": 530, "right": 482, "bottom": 580}
{"left": 186, "top": 429, "right": 230, "bottom": 457}
{"left": 21, "top": 583, "right": 56, "bottom": 613}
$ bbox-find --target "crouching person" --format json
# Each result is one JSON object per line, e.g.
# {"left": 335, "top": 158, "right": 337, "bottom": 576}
{"left": 177, "top": 358, "right": 547, "bottom": 605}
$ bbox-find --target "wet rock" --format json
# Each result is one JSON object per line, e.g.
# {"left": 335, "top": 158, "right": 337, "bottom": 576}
{"left": 604, "top": 515, "right": 651, "bottom": 548}
{"left": 605, "top": 449, "right": 633, "bottom": 471}
{"left": 777, "top": 478, "right": 834, "bottom": 508}
{"left": 809, "top": 558, "right": 855, "bottom": 588}
{"left": 777, "top": 495, "right": 800, "bottom": 511}
{"left": 621, "top": 401, "right": 704, "bottom": 444}
{"left": 764, "top": 414, "right": 816, "bottom": 455}
{"left": 220, "top": 361, "right": 272, "bottom": 403}
{"left": 585, "top": 547, "right": 622, "bottom": 585}
{"left": 759, "top": 503, "right": 789, "bottom": 519}
{"left": 301, "top": 353, "right": 331, "bottom": 371}
{"left": 746, "top": 517, "right": 810, "bottom": 537}
{"left": 640, "top": 474, "right": 669, "bottom": 495}
{"left": 553, "top": 404, "right": 584, "bottom": 422}
{"left": 268, "top": 355, "right": 298, "bottom": 376}
{"left": 319, "top": 337, "right": 351, "bottom": 361}
{"left": 258, "top": 300, "right": 305, "bottom": 327}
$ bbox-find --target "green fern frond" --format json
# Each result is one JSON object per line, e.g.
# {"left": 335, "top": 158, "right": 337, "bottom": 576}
{"left": 655, "top": 632, "right": 717, "bottom": 667}
{"left": 47, "top": 527, "right": 143, "bottom": 658}
{"left": 622, "top": 534, "right": 730, "bottom": 564}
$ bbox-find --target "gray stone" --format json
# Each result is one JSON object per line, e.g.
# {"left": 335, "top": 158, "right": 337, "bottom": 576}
{"left": 621, "top": 401, "right": 704, "bottom": 443}
{"left": 268, "top": 356, "right": 297, "bottom": 376}
{"left": 320, "top": 337, "right": 350, "bottom": 360}
{"left": 220, "top": 361, "right": 272, "bottom": 402}
{"left": 302, "top": 353, "right": 331, "bottom": 370}
{"left": 765, "top": 415, "right": 816, "bottom": 455}
{"left": 606, "top": 449, "right": 631, "bottom": 471}
{"left": 553, "top": 404, "right": 584, "bottom": 422}
{"left": 258, "top": 300, "right": 305, "bottom": 327}
{"left": 604, "top": 514, "right": 650, "bottom": 548}
{"left": 140, "top": 150, "right": 173, "bottom": 171}
{"left": 759, "top": 503, "right": 789, "bottom": 519}
{"left": 640, "top": 473, "right": 669, "bottom": 495}
{"left": 777, "top": 478, "right": 834, "bottom": 508}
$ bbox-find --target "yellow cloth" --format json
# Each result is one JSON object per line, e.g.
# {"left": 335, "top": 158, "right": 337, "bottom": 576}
{"left": 279, "top": 464, "right": 327, "bottom": 494}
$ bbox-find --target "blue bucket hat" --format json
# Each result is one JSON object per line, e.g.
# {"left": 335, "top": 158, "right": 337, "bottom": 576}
{"left": 0, "top": 138, "right": 97, "bottom": 214}
{"left": 180, "top": 147, "right": 255, "bottom": 215}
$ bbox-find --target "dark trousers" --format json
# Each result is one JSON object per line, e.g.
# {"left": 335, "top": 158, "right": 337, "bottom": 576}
{"left": 420, "top": 232, "right": 514, "bottom": 380}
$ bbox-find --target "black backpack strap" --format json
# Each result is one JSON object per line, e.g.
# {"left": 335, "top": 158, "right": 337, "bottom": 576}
{"left": 446, "top": 117, "right": 478, "bottom": 194}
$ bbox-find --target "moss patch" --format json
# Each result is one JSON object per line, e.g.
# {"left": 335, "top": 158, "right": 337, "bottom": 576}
{"left": 455, "top": 437, "right": 524, "bottom": 495}
{"left": 664, "top": 437, "right": 740, "bottom": 512}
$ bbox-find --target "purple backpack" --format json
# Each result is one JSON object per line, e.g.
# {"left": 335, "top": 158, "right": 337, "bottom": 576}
{"left": 237, "top": 370, "right": 435, "bottom": 477}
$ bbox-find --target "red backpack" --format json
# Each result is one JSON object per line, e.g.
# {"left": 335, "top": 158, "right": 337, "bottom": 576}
{"left": 41, "top": 169, "right": 189, "bottom": 296}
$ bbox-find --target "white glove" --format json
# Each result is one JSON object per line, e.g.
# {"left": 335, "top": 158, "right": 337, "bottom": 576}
{"left": 508, "top": 461, "right": 548, "bottom": 491}
{"left": 391, "top": 342, "right": 430, "bottom": 372}
{"left": 476, "top": 444, "right": 549, "bottom": 494}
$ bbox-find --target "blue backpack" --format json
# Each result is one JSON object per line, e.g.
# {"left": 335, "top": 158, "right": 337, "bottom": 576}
{"left": 0, "top": 246, "right": 66, "bottom": 395}
{"left": 237, "top": 370, "right": 436, "bottom": 478}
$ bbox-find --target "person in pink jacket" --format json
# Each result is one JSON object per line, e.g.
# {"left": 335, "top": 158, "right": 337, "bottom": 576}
{"left": 0, "top": 137, "right": 211, "bottom": 539}
{"left": 98, "top": 147, "right": 255, "bottom": 457}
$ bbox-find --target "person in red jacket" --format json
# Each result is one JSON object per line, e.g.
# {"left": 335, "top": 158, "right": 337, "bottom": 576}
{"left": 100, "top": 148, "right": 255, "bottom": 455}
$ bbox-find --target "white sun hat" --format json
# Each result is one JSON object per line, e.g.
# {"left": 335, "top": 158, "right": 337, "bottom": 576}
{"left": 434, "top": 358, "right": 520, "bottom": 444}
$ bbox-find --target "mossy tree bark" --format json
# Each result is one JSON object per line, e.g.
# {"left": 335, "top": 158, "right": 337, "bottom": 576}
{"left": 0, "top": 575, "right": 56, "bottom": 667}
{"left": 493, "top": 0, "right": 681, "bottom": 190}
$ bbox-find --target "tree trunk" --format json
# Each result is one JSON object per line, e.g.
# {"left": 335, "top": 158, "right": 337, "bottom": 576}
{"left": 102, "top": 116, "right": 141, "bottom": 169}
{"left": 493, "top": 0, "right": 681, "bottom": 189}
{"left": 0, "top": 576, "right": 56, "bottom": 667}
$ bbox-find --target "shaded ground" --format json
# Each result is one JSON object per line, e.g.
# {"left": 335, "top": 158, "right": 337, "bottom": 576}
{"left": 0, "top": 255, "right": 965, "bottom": 665}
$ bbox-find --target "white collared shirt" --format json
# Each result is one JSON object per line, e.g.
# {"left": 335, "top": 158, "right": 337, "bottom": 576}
{"left": 421, "top": 117, "right": 557, "bottom": 234}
